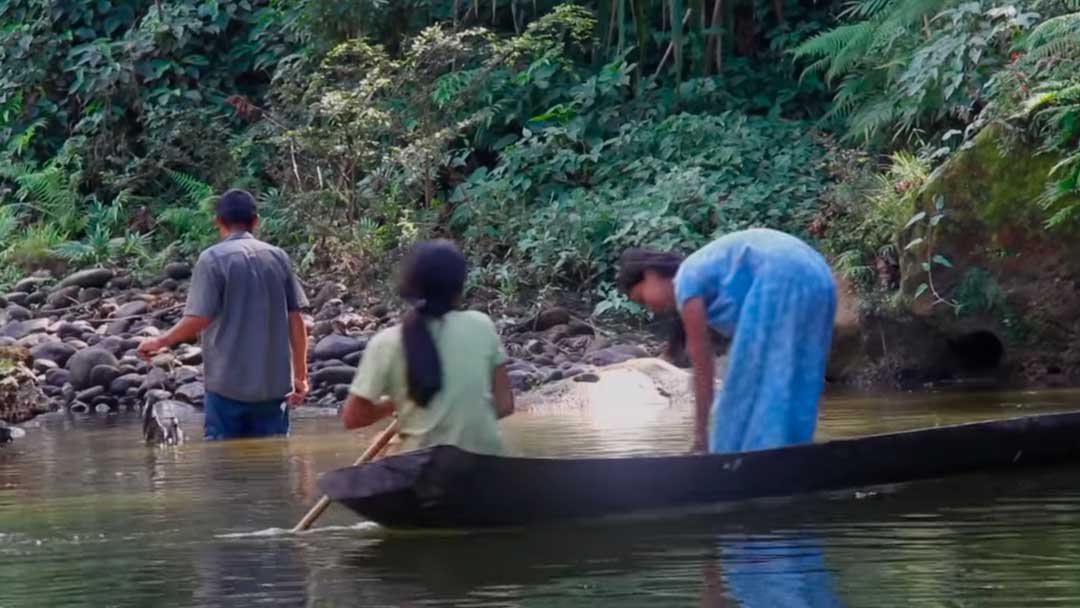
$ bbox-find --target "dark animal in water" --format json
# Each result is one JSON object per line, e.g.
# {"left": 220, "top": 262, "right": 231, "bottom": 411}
{"left": 142, "top": 399, "right": 184, "bottom": 446}
{"left": 0, "top": 421, "right": 25, "bottom": 443}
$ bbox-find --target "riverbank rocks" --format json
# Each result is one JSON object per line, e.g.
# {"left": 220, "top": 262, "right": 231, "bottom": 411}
{"left": 173, "top": 366, "right": 200, "bottom": 385}
{"left": 67, "top": 348, "right": 119, "bottom": 390}
{"left": 312, "top": 335, "right": 365, "bottom": 361}
{"left": 141, "top": 367, "right": 171, "bottom": 393}
{"left": 3, "top": 304, "right": 31, "bottom": 322}
{"left": 515, "top": 307, "right": 572, "bottom": 332}
{"left": 45, "top": 285, "right": 81, "bottom": 308}
{"left": 176, "top": 346, "right": 202, "bottom": 366}
{"left": 30, "top": 341, "right": 77, "bottom": 368}
{"left": 3, "top": 262, "right": 670, "bottom": 416}
{"left": 118, "top": 278, "right": 141, "bottom": 293}
{"left": 313, "top": 365, "right": 356, "bottom": 387}
{"left": 516, "top": 357, "right": 694, "bottom": 414}
{"left": 583, "top": 344, "right": 650, "bottom": 367}
{"left": 3, "top": 318, "right": 51, "bottom": 340}
{"left": 106, "top": 300, "right": 150, "bottom": 336}
{"left": 88, "top": 364, "right": 121, "bottom": 390}
{"left": 46, "top": 368, "right": 70, "bottom": 387}
{"left": 164, "top": 262, "right": 193, "bottom": 281}
{"left": 0, "top": 347, "right": 49, "bottom": 423}
{"left": 174, "top": 381, "right": 205, "bottom": 405}
{"left": 315, "top": 298, "right": 345, "bottom": 322}
{"left": 76, "top": 386, "right": 106, "bottom": 403}
{"left": 58, "top": 268, "right": 114, "bottom": 290}
{"left": 310, "top": 281, "right": 347, "bottom": 313}
{"left": 14, "top": 277, "right": 50, "bottom": 294}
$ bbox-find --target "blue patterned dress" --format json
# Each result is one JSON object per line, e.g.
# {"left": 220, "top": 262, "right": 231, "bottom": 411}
{"left": 674, "top": 228, "right": 836, "bottom": 454}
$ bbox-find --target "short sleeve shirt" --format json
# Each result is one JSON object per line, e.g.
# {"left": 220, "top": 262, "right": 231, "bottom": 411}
{"left": 350, "top": 310, "right": 508, "bottom": 455}
{"left": 185, "top": 232, "right": 308, "bottom": 402}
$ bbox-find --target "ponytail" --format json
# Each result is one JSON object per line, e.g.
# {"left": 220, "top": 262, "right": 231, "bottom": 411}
{"left": 398, "top": 240, "right": 467, "bottom": 407}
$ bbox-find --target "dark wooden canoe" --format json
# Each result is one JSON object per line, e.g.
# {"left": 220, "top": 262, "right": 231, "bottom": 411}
{"left": 318, "top": 410, "right": 1080, "bottom": 529}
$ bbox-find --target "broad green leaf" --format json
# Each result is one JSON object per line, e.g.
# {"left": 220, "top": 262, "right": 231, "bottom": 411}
{"left": 150, "top": 59, "right": 172, "bottom": 79}
{"left": 932, "top": 254, "right": 953, "bottom": 268}
{"left": 492, "top": 134, "right": 518, "bottom": 151}
{"left": 904, "top": 237, "right": 925, "bottom": 250}
{"left": 904, "top": 211, "right": 927, "bottom": 229}
{"left": 914, "top": 283, "right": 929, "bottom": 299}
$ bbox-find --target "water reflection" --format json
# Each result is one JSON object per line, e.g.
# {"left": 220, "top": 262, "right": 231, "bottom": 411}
{"left": 713, "top": 538, "right": 843, "bottom": 608}
{"left": 193, "top": 540, "right": 310, "bottom": 607}
{"left": 2, "top": 392, "right": 1080, "bottom": 606}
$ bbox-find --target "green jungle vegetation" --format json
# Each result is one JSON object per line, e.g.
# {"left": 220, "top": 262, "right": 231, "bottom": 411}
{"left": 1, "top": 0, "right": 1078, "bottom": 317}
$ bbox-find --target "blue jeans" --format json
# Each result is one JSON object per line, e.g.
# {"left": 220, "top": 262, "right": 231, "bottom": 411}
{"left": 204, "top": 391, "right": 290, "bottom": 440}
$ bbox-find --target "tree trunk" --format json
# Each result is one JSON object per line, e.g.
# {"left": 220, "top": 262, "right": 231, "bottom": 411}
{"left": 707, "top": 0, "right": 723, "bottom": 74}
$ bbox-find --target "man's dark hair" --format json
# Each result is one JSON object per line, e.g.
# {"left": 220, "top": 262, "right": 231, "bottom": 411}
{"left": 216, "top": 189, "right": 258, "bottom": 229}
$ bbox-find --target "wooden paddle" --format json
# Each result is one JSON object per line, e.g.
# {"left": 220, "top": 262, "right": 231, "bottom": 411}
{"left": 291, "top": 418, "right": 400, "bottom": 532}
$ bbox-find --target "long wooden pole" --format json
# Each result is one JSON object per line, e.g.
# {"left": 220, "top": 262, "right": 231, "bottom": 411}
{"left": 291, "top": 419, "right": 400, "bottom": 532}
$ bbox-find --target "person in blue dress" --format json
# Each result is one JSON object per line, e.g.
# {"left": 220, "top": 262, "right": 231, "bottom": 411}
{"left": 619, "top": 228, "right": 837, "bottom": 454}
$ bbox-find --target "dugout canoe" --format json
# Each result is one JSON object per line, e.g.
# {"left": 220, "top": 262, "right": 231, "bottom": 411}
{"left": 318, "top": 410, "right": 1080, "bottom": 529}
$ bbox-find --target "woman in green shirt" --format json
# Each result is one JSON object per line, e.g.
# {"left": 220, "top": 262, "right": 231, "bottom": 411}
{"left": 341, "top": 240, "right": 515, "bottom": 455}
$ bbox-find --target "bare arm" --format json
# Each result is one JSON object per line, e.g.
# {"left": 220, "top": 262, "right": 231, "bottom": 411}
{"left": 138, "top": 315, "right": 211, "bottom": 359}
{"left": 682, "top": 297, "right": 714, "bottom": 453}
{"left": 341, "top": 394, "right": 395, "bottom": 430}
{"left": 286, "top": 312, "right": 309, "bottom": 405}
{"left": 492, "top": 363, "right": 514, "bottom": 419}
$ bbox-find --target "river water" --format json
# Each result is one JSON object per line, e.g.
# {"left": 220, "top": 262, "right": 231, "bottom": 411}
{"left": 3, "top": 390, "right": 1080, "bottom": 607}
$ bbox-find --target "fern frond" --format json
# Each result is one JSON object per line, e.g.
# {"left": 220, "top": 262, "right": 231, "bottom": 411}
{"left": 14, "top": 167, "right": 81, "bottom": 229}
{"left": 52, "top": 240, "right": 94, "bottom": 263}
{"left": 1023, "top": 13, "right": 1080, "bottom": 50}
{"left": 847, "top": 98, "right": 900, "bottom": 143}
{"left": 1021, "top": 13, "right": 1080, "bottom": 64}
{"left": 840, "top": 0, "right": 896, "bottom": 20}
{"left": 881, "top": 0, "right": 954, "bottom": 30}
{"left": 9, "top": 118, "right": 47, "bottom": 156}
{"left": 1048, "top": 151, "right": 1080, "bottom": 180}
{"left": 824, "top": 74, "right": 878, "bottom": 122}
{"left": 166, "top": 170, "right": 214, "bottom": 206}
{"left": 826, "top": 23, "right": 878, "bottom": 82}
{"left": 792, "top": 22, "right": 874, "bottom": 61}
{"left": 0, "top": 206, "right": 19, "bottom": 244}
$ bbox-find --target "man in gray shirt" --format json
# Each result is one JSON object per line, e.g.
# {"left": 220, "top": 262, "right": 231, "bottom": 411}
{"left": 139, "top": 189, "right": 309, "bottom": 440}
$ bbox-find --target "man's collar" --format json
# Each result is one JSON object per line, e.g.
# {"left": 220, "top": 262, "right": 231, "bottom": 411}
{"left": 224, "top": 231, "right": 253, "bottom": 241}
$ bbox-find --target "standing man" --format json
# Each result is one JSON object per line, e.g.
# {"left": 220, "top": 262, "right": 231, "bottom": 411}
{"left": 139, "top": 189, "right": 310, "bottom": 440}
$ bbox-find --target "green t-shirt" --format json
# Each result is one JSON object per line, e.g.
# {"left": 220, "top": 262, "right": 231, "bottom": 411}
{"left": 349, "top": 310, "right": 508, "bottom": 455}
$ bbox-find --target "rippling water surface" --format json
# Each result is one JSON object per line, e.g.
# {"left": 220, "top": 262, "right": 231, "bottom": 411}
{"left": 2, "top": 389, "right": 1080, "bottom": 607}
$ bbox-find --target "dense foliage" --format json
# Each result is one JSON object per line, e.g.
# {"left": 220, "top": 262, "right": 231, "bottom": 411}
{"left": 795, "top": 0, "right": 1080, "bottom": 224}
{"left": 0, "top": 0, "right": 1078, "bottom": 318}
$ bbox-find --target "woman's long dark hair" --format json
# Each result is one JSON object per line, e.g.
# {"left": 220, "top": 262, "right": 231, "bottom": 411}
{"left": 618, "top": 248, "right": 688, "bottom": 361}
{"left": 398, "top": 239, "right": 467, "bottom": 407}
